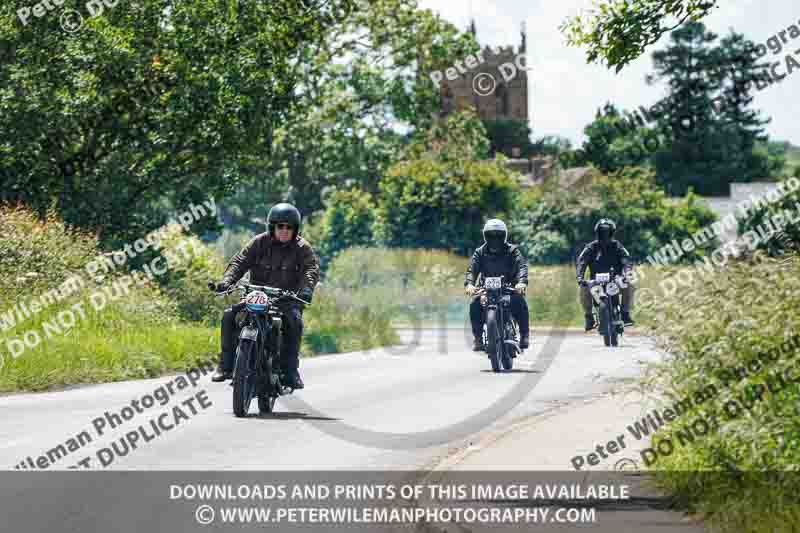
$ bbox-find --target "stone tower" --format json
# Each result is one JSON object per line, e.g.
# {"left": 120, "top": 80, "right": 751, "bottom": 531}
{"left": 439, "top": 25, "right": 529, "bottom": 123}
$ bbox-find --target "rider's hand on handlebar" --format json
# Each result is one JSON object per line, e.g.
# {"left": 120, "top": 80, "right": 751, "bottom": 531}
{"left": 209, "top": 281, "right": 231, "bottom": 293}
{"left": 514, "top": 283, "right": 527, "bottom": 296}
{"left": 577, "top": 279, "right": 588, "bottom": 288}
{"left": 465, "top": 284, "right": 478, "bottom": 296}
{"left": 297, "top": 287, "right": 313, "bottom": 303}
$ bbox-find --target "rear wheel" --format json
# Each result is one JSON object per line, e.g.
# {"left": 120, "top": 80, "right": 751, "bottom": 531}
{"left": 485, "top": 309, "right": 501, "bottom": 373}
{"left": 233, "top": 340, "right": 257, "bottom": 417}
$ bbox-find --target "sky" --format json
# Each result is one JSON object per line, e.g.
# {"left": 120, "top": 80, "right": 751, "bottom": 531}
{"left": 418, "top": 0, "right": 800, "bottom": 147}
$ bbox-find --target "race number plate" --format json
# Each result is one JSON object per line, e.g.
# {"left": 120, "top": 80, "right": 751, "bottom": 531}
{"left": 485, "top": 277, "right": 502, "bottom": 289}
{"left": 596, "top": 273, "right": 610, "bottom": 282}
{"left": 245, "top": 290, "right": 269, "bottom": 312}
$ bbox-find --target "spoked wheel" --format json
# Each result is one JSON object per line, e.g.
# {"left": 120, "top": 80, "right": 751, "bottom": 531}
{"left": 598, "top": 302, "right": 613, "bottom": 347}
{"left": 486, "top": 309, "right": 502, "bottom": 373}
{"left": 258, "top": 354, "right": 278, "bottom": 415}
{"left": 501, "top": 347, "right": 514, "bottom": 371}
{"left": 233, "top": 340, "right": 257, "bottom": 417}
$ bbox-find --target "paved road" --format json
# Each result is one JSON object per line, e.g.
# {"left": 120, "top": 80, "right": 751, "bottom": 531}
{"left": 0, "top": 328, "right": 662, "bottom": 471}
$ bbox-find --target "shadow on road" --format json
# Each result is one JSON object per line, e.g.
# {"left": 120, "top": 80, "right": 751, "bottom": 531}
{"left": 478, "top": 369, "right": 541, "bottom": 374}
{"left": 252, "top": 411, "right": 340, "bottom": 421}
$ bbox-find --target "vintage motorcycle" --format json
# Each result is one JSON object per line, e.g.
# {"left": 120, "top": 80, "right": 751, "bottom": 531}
{"left": 210, "top": 281, "right": 309, "bottom": 417}
{"left": 476, "top": 276, "right": 521, "bottom": 372}
{"left": 586, "top": 267, "right": 625, "bottom": 347}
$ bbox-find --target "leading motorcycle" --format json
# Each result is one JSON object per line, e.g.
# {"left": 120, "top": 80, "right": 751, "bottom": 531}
{"left": 476, "top": 276, "right": 521, "bottom": 372}
{"left": 210, "top": 282, "right": 310, "bottom": 417}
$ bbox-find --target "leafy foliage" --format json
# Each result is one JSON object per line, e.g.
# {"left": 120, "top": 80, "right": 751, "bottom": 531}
{"left": 647, "top": 22, "right": 773, "bottom": 195}
{"left": 0, "top": 0, "right": 351, "bottom": 245}
{"left": 510, "top": 166, "right": 717, "bottom": 263}
{"left": 482, "top": 118, "right": 534, "bottom": 158}
{"left": 641, "top": 254, "right": 800, "bottom": 532}
{"left": 313, "top": 188, "right": 378, "bottom": 268}
{"left": 738, "top": 177, "right": 800, "bottom": 256}
{"left": 373, "top": 111, "right": 518, "bottom": 255}
{"left": 561, "top": 0, "right": 719, "bottom": 71}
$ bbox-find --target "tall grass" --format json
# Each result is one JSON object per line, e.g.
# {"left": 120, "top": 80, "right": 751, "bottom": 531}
{"left": 323, "top": 247, "right": 669, "bottom": 328}
{"left": 0, "top": 208, "right": 399, "bottom": 393}
{"left": 638, "top": 254, "right": 800, "bottom": 532}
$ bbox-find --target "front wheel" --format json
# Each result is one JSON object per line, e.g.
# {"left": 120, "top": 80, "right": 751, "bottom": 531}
{"left": 486, "top": 308, "right": 501, "bottom": 372}
{"left": 233, "top": 340, "right": 257, "bottom": 417}
{"left": 598, "top": 302, "right": 613, "bottom": 347}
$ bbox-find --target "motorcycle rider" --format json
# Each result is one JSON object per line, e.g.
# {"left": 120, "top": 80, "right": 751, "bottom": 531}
{"left": 576, "top": 218, "right": 635, "bottom": 331}
{"left": 465, "top": 219, "right": 530, "bottom": 351}
{"left": 210, "top": 202, "right": 319, "bottom": 389}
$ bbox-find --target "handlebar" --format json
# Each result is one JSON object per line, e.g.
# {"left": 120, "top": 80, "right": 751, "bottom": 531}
{"left": 473, "top": 285, "right": 516, "bottom": 296}
{"left": 207, "top": 281, "right": 310, "bottom": 305}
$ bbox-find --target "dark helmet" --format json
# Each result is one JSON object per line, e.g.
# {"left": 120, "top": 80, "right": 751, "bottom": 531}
{"left": 594, "top": 218, "right": 616, "bottom": 243}
{"left": 267, "top": 202, "right": 302, "bottom": 237}
{"left": 483, "top": 219, "right": 508, "bottom": 253}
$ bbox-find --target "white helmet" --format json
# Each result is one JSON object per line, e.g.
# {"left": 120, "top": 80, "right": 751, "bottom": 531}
{"left": 483, "top": 219, "right": 507, "bottom": 252}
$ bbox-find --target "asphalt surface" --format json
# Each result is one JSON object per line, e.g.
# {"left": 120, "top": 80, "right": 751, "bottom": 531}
{"left": 0, "top": 327, "right": 663, "bottom": 471}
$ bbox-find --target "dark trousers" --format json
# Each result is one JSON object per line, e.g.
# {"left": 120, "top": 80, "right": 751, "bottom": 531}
{"left": 469, "top": 293, "right": 530, "bottom": 339}
{"left": 220, "top": 303, "right": 304, "bottom": 373}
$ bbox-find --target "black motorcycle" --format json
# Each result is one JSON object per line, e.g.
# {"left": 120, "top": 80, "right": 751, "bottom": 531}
{"left": 477, "top": 276, "right": 520, "bottom": 372}
{"left": 210, "top": 282, "right": 309, "bottom": 417}
{"left": 586, "top": 268, "right": 625, "bottom": 347}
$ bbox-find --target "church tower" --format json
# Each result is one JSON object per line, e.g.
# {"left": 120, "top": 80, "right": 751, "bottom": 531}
{"left": 439, "top": 21, "right": 529, "bottom": 123}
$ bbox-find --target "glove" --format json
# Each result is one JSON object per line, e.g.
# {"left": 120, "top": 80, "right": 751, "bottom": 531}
{"left": 465, "top": 284, "right": 477, "bottom": 296}
{"left": 210, "top": 281, "right": 230, "bottom": 293}
{"left": 577, "top": 279, "right": 588, "bottom": 288}
{"left": 297, "top": 287, "right": 313, "bottom": 303}
{"left": 514, "top": 283, "right": 527, "bottom": 296}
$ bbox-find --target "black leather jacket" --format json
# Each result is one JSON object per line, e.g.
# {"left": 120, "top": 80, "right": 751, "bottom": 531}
{"left": 576, "top": 239, "right": 632, "bottom": 281}
{"left": 465, "top": 242, "right": 528, "bottom": 287}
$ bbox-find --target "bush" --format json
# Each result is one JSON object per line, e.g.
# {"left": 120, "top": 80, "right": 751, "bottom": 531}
{"left": 0, "top": 206, "right": 97, "bottom": 304}
{"left": 313, "top": 188, "right": 377, "bottom": 269}
{"left": 0, "top": 206, "right": 217, "bottom": 392}
{"left": 154, "top": 224, "right": 227, "bottom": 324}
{"left": 510, "top": 166, "right": 718, "bottom": 264}
{"left": 738, "top": 176, "right": 800, "bottom": 256}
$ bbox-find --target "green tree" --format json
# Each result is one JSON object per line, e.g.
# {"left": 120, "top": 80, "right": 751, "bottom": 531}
{"left": 646, "top": 22, "right": 772, "bottom": 195}
{"left": 0, "top": 0, "right": 351, "bottom": 245}
{"left": 578, "top": 103, "right": 663, "bottom": 172}
{"left": 373, "top": 111, "right": 518, "bottom": 255}
{"left": 510, "top": 166, "right": 717, "bottom": 263}
{"left": 482, "top": 119, "right": 533, "bottom": 158}
{"left": 261, "top": 0, "right": 479, "bottom": 215}
{"left": 561, "top": 0, "right": 719, "bottom": 71}
{"left": 313, "top": 188, "right": 378, "bottom": 268}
